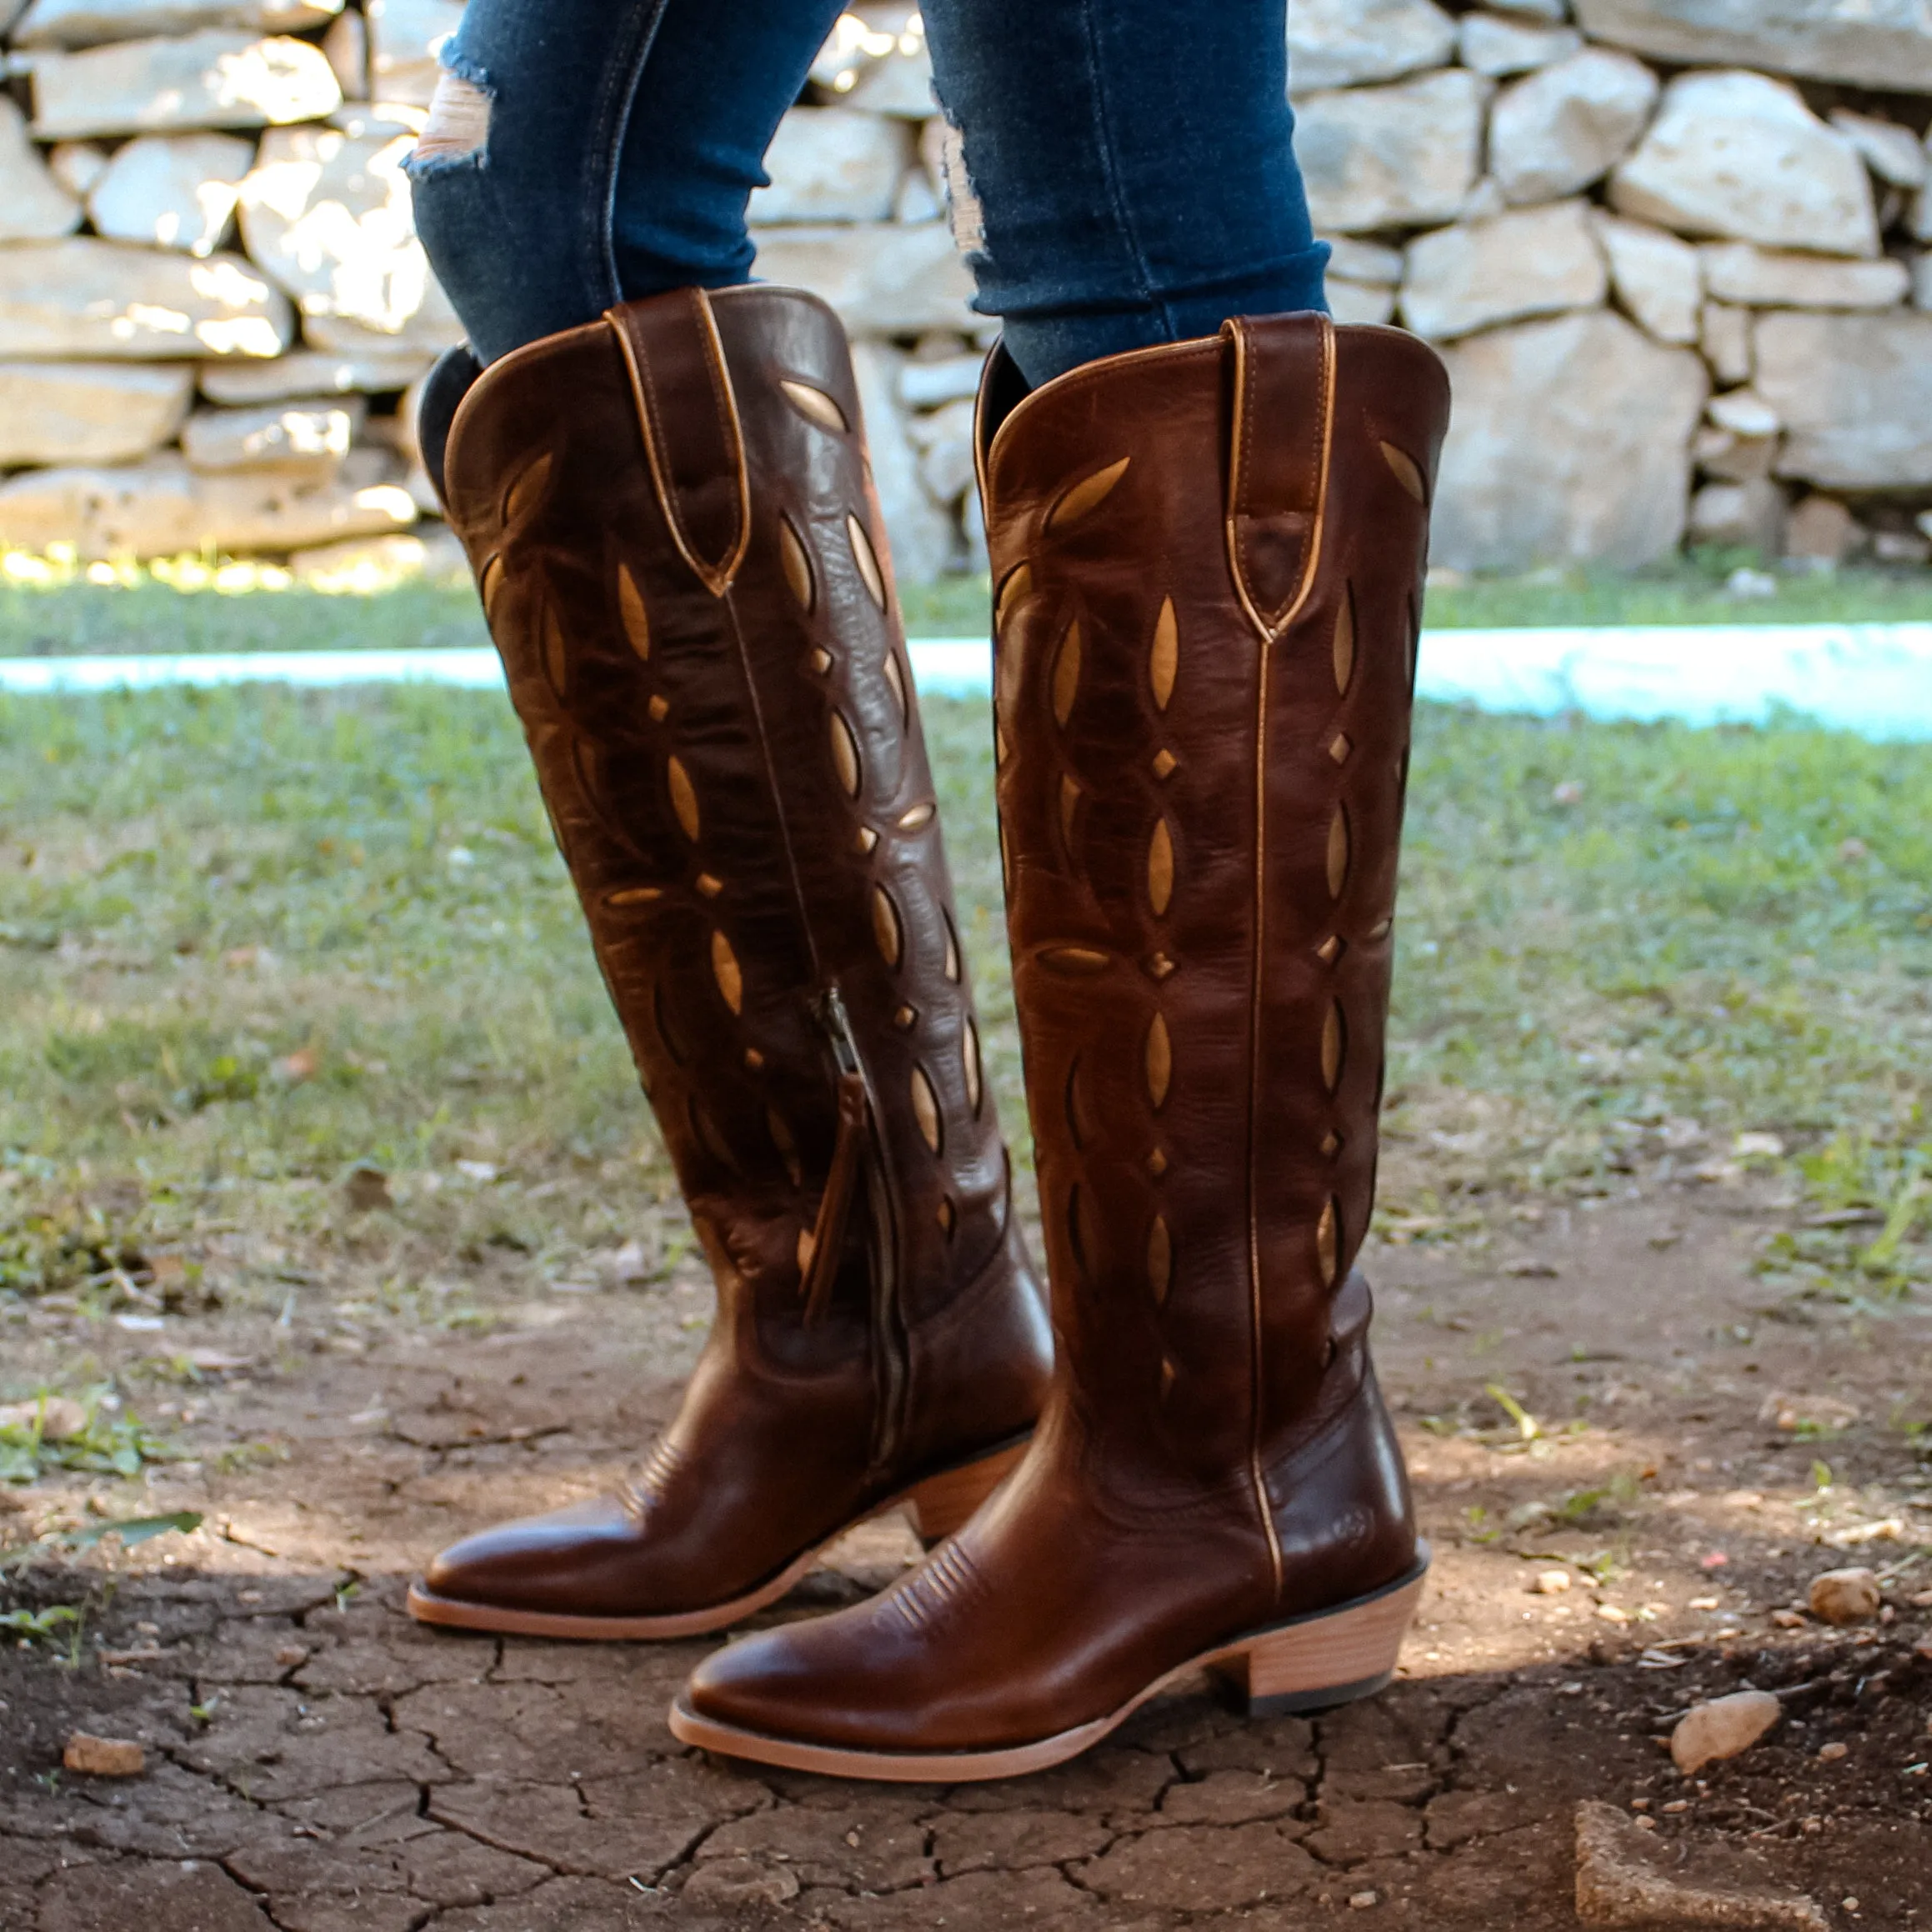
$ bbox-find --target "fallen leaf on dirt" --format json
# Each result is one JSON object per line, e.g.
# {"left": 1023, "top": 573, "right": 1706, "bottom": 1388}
{"left": 0, "top": 1397, "right": 88, "bottom": 1440}
{"left": 1670, "top": 1690, "right": 1780, "bottom": 1773}
{"left": 179, "top": 1348, "right": 252, "bottom": 1372}
{"left": 63, "top": 1733, "right": 144, "bottom": 1778}
{"left": 1808, "top": 1567, "right": 1880, "bottom": 1626}
{"left": 1759, "top": 1393, "right": 1859, "bottom": 1433}
{"left": 344, "top": 1166, "right": 393, "bottom": 1212}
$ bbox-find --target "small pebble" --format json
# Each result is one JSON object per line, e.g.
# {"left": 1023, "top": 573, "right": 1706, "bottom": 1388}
{"left": 1348, "top": 1891, "right": 1379, "bottom": 1909}
{"left": 1670, "top": 1689, "right": 1781, "bottom": 1774}
{"left": 63, "top": 1733, "right": 144, "bottom": 1778}
{"left": 1808, "top": 1567, "right": 1880, "bottom": 1626}
{"left": 1818, "top": 1741, "right": 1849, "bottom": 1762}
{"left": 1662, "top": 1799, "right": 1689, "bottom": 1813}
{"left": 1531, "top": 1569, "right": 1572, "bottom": 1595}
{"left": 1771, "top": 1608, "right": 1807, "bottom": 1629}
{"left": 274, "top": 1644, "right": 307, "bottom": 1667}
{"left": 1634, "top": 1814, "right": 1659, "bottom": 1831}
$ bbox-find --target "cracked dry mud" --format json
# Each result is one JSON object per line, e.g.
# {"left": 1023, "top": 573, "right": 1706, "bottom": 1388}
{"left": 4, "top": 1190, "right": 1930, "bottom": 1931}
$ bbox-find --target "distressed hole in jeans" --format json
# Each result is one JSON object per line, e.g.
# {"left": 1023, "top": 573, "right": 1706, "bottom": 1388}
{"left": 935, "top": 118, "right": 984, "bottom": 256}
{"left": 414, "top": 68, "right": 493, "bottom": 168}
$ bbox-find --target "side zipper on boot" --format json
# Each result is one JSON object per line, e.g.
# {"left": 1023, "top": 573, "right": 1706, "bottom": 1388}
{"left": 811, "top": 985, "right": 908, "bottom": 1473}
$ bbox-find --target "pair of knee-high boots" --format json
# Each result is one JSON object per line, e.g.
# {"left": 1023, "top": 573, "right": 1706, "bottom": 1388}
{"left": 408, "top": 283, "right": 1450, "bottom": 1779}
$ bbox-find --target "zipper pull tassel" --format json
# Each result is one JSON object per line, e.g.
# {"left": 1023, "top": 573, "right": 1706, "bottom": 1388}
{"left": 799, "top": 1073, "right": 870, "bottom": 1327}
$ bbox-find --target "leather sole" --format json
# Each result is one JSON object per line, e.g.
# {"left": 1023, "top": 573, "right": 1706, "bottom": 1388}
{"left": 666, "top": 1551, "right": 1429, "bottom": 1782}
{"left": 402, "top": 1435, "right": 1029, "bottom": 1642}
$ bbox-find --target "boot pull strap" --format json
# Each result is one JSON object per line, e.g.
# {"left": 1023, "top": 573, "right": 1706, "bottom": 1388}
{"left": 606, "top": 290, "right": 751, "bottom": 598}
{"left": 799, "top": 1074, "right": 871, "bottom": 1327}
{"left": 1223, "top": 313, "right": 1334, "bottom": 640}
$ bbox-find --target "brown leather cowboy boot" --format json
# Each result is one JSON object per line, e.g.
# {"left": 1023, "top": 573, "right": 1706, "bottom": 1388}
{"left": 669, "top": 312, "right": 1450, "bottom": 1772}
{"left": 404, "top": 284, "right": 1051, "bottom": 1639}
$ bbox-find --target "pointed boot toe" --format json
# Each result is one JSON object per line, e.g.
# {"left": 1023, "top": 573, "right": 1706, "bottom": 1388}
{"left": 409, "top": 1497, "right": 655, "bottom": 1634}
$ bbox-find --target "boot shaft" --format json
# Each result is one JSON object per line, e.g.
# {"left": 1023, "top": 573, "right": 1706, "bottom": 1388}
{"left": 437, "top": 287, "right": 1029, "bottom": 1416}
{"left": 980, "top": 316, "right": 1450, "bottom": 1481}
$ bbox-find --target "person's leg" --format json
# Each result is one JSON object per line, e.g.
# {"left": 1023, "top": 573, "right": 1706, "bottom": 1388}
{"left": 919, "top": 0, "right": 1329, "bottom": 388}
{"left": 404, "top": 0, "right": 845, "bottom": 364}
{"left": 403, "top": 5, "right": 1055, "bottom": 1644}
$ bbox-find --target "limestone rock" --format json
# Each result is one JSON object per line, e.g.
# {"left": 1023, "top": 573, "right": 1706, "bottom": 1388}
{"left": 27, "top": 31, "right": 343, "bottom": 141}
{"left": 1324, "top": 237, "right": 1404, "bottom": 286}
{"left": 1708, "top": 388, "right": 1779, "bottom": 436}
{"left": 907, "top": 395, "right": 974, "bottom": 508}
{"left": 11, "top": 0, "right": 338, "bottom": 47}
{"left": 1401, "top": 199, "right": 1606, "bottom": 340}
{"left": 1573, "top": 0, "right": 1932, "bottom": 95}
{"left": 1459, "top": 10, "right": 1584, "bottom": 74}
{"left": 1329, "top": 281, "right": 1399, "bottom": 326}
{"left": 898, "top": 353, "right": 984, "bottom": 409}
{"left": 239, "top": 123, "right": 457, "bottom": 343}
{"left": 46, "top": 140, "right": 111, "bottom": 197}
{"left": 1785, "top": 494, "right": 1858, "bottom": 563}
{"left": 1489, "top": 48, "right": 1659, "bottom": 206}
{"left": 199, "top": 345, "right": 434, "bottom": 402}
{"left": 1574, "top": 1800, "right": 1827, "bottom": 1929}
{"left": 1296, "top": 70, "right": 1490, "bottom": 235}
{"left": 1689, "top": 481, "right": 1784, "bottom": 553}
{"left": 749, "top": 108, "right": 911, "bottom": 226}
{"left": 87, "top": 130, "right": 256, "bottom": 254}
{"left": 749, "top": 223, "right": 974, "bottom": 336}
{"left": 1286, "top": 0, "right": 1457, "bottom": 91}
{"left": 301, "top": 305, "right": 463, "bottom": 357}
{"left": 1807, "top": 1566, "right": 1881, "bottom": 1624}
{"left": 809, "top": 5, "right": 933, "bottom": 118}
{"left": 1596, "top": 213, "right": 1701, "bottom": 343}
{"left": 0, "top": 238, "right": 292, "bottom": 358}
{"left": 1433, "top": 309, "right": 1708, "bottom": 571}
{"left": 181, "top": 398, "right": 363, "bottom": 471}
{"left": 365, "top": 0, "right": 463, "bottom": 107}
{"left": 1701, "top": 301, "right": 1752, "bottom": 383}
{"left": 1669, "top": 1690, "right": 1781, "bottom": 1774}
{"left": 289, "top": 527, "right": 463, "bottom": 588}
{"left": 1829, "top": 109, "right": 1926, "bottom": 191}
{"left": 321, "top": 7, "right": 365, "bottom": 98}
{"left": 0, "top": 93, "right": 83, "bottom": 240}
{"left": 849, "top": 341, "right": 955, "bottom": 587}
{"left": 0, "top": 448, "right": 416, "bottom": 558}
{"left": 1700, "top": 244, "right": 1908, "bottom": 310}
{"left": 1756, "top": 312, "right": 1932, "bottom": 487}
{"left": 0, "top": 359, "right": 193, "bottom": 463}
{"left": 1609, "top": 71, "right": 1878, "bottom": 258}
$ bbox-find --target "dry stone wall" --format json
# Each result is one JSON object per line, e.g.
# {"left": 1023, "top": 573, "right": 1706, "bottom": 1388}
{"left": 1, "top": 0, "right": 1930, "bottom": 583}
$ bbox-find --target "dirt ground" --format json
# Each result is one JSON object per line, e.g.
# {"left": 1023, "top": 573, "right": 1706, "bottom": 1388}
{"left": 3, "top": 1180, "right": 1929, "bottom": 1932}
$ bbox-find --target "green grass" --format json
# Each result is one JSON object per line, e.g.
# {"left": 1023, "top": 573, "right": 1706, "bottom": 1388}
{"left": 3, "top": 553, "right": 1931, "bottom": 659}
{"left": 1, "top": 678, "right": 1928, "bottom": 1325}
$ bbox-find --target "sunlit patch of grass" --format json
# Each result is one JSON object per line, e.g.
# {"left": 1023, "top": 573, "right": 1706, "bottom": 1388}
{"left": 7, "top": 553, "right": 1932, "bottom": 662}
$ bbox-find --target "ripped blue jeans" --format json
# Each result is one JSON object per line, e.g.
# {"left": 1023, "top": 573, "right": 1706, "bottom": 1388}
{"left": 403, "top": 0, "right": 1329, "bottom": 388}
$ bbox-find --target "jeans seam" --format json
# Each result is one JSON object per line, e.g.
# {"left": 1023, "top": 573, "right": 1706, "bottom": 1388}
{"left": 1075, "top": 0, "right": 1170, "bottom": 343}
{"left": 584, "top": 0, "right": 675, "bottom": 317}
